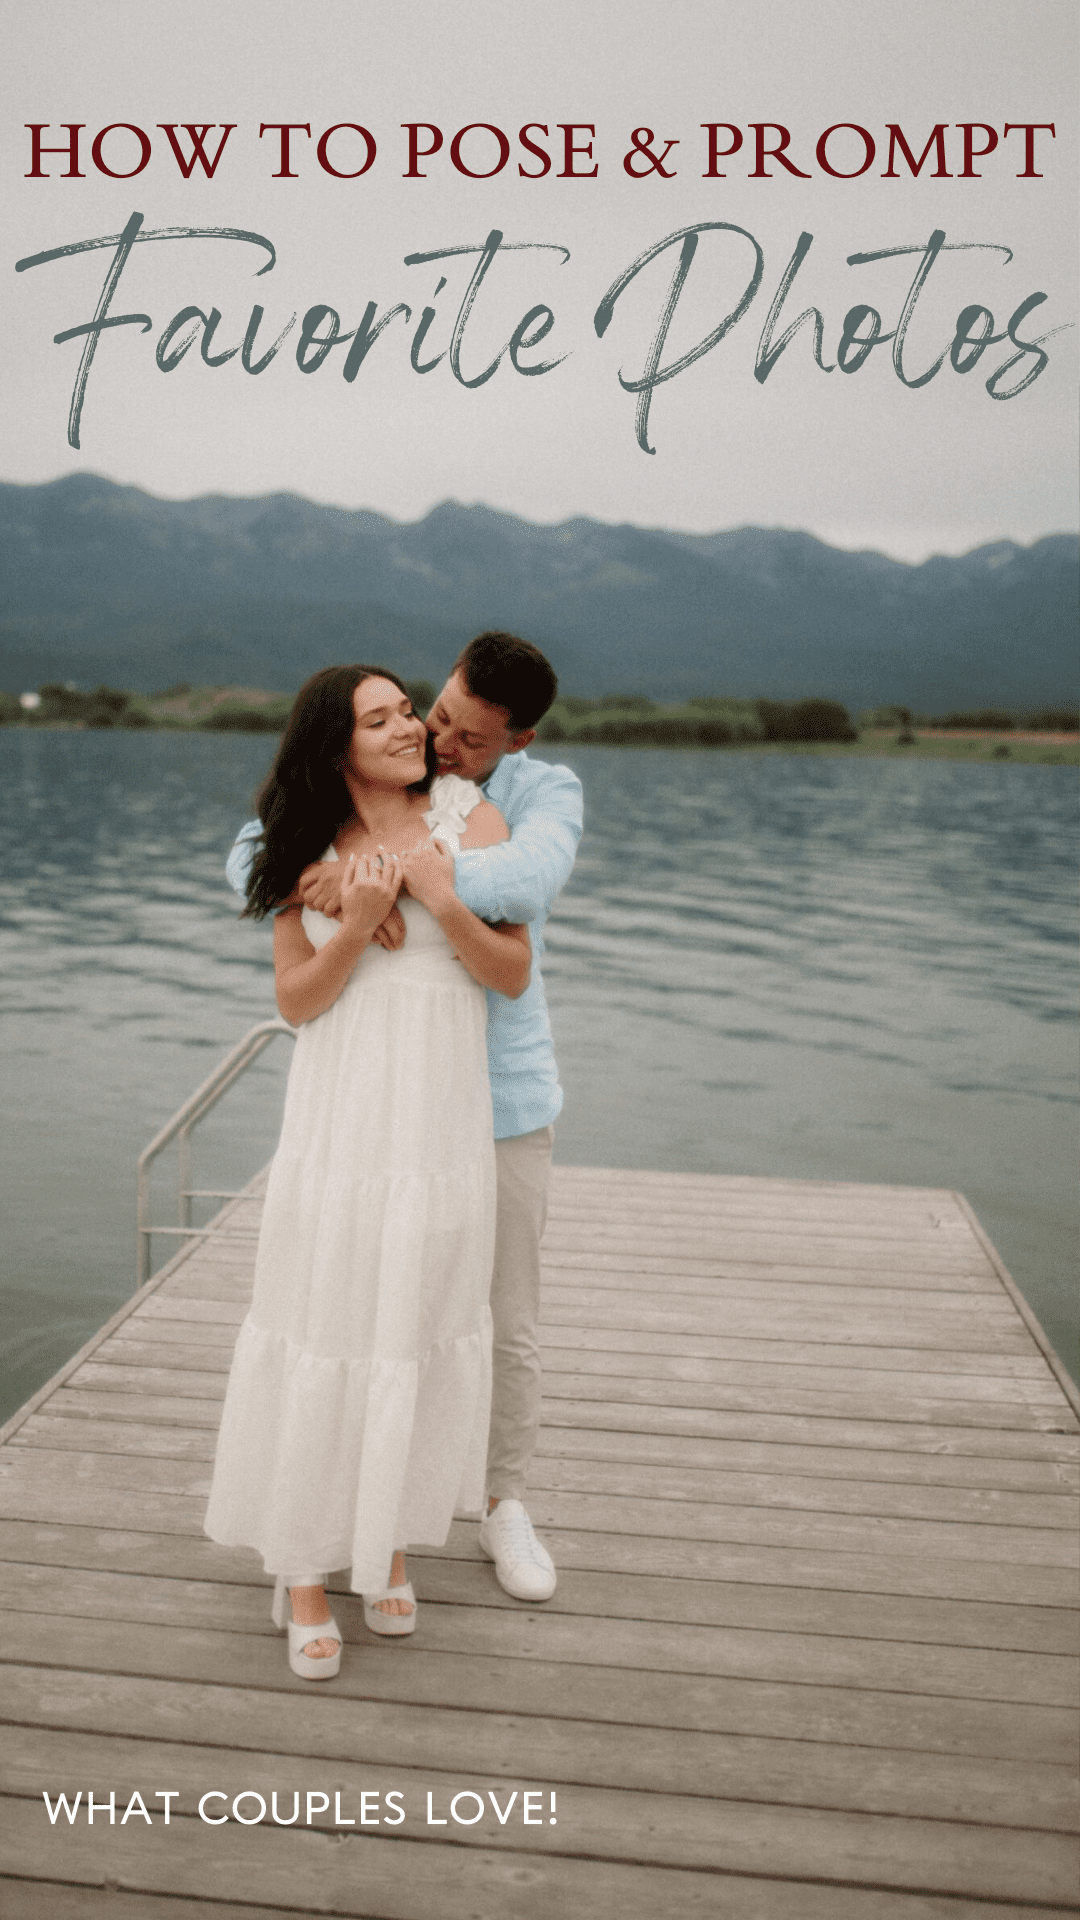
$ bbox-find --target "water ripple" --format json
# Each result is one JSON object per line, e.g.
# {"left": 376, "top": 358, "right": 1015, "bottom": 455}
{"left": 1, "top": 731, "right": 1077, "bottom": 1418}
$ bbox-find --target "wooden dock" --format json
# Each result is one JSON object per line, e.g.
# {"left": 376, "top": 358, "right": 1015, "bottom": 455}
{"left": 1, "top": 1167, "right": 1077, "bottom": 1917}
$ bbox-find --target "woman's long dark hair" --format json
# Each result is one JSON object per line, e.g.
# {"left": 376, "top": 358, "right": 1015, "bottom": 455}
{"left": 243, "top": 665, "right": 436, "bottom": 918}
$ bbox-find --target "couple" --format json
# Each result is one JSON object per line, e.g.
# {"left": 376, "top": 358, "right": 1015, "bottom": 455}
{"left": 204, "top": 631, "right": 583, "bottom": 1679}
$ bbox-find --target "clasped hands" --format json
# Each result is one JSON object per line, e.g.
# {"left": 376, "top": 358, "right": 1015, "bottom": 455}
{"left": 299, "top": 840, "right": 456, "bottom": 949}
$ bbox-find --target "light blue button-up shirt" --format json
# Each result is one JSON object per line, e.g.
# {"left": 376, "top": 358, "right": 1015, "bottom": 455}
{"left": 225, "top": 750, "right": 583, "bottom": 1139}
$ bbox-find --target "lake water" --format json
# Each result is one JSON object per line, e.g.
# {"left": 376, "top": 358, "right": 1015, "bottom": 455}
{"left": 1, "top": 729, "right": 1076, "bottom": 1425}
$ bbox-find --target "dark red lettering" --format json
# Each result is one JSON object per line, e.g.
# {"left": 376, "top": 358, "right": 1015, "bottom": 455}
{"left": 700, "top": 124, "right": 742, "bottom": 177}
{"left": 518, "top": 124, "right": 551, "bottom": 178}
{"left": 958, "top": 125, "right": 998, "bottom": 178}
{"left": 749, "top": 125, "right": 811, "bottom": 179}
{"left": 259, "top": 124, "right": 311, "bottom": 178}
{"left": 402, "top": 124, "right": 443, "bottom": 177}
{"left": 557, "top": 124, "right": 597, "bottom": 178}
{"left": 450, "top": 124, "right": 510, "bottom": 178}
{"left": 816, "top": 125, "right": 875, "bottom": 178}
{"left": 25, "top": 124, "right": 85, "bottom": 178}
{"left": 157, "top": 125, "right": 235, "bottom": 180}
{"left": 882, "top": 125, "right": 951, "bottom": 178}
{"left": 91, "top": 125, "right": 151, "bottom": 179}
{"left": 316, "top": 125, "right": 376, "bottom": 178}
{"left": 1002, "top": 123, "right": 1055, "bottom": 177}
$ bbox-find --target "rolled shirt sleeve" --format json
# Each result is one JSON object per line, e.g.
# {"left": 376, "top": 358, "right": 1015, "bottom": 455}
{"left": 456, "top": 753, "right": 583, "bottom": 1138}
{"left": 226, "top": 819, "right": 261, "bottom": 900}
{"left": 453, "top": 763, "right": 583, "bottom": 925}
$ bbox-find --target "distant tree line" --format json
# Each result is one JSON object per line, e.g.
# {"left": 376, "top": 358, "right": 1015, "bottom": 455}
{"left": 920, "top": 707, "right": 1079, "bottom": 732}
{"left": 0, "top": 680, "right": 439, "bottom": 733}
{"left": 535, "top": 695, "right": 857, "bottom": 746}
{"left": 3, "top": 684, "right": 1077, "bottom": 741}
{"left": 860, "top": 704, "right": 1079, "bottom": 734}
{"left": 3, "top": 684, "right": 157, "bottom": 728}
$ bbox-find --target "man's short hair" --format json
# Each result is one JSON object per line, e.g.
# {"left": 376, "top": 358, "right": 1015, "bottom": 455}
{"left": 454, "top": 631, "right": 558, "bottom": 732}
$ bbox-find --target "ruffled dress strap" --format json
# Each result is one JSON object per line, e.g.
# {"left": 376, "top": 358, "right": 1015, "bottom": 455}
{"left": 423, "top": 774, "right": 484, "bottom": 854}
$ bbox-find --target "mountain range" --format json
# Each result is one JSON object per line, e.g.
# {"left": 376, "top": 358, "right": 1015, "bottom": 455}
{"left": 1, "top": 474, "right": 1075, "bottom": 711}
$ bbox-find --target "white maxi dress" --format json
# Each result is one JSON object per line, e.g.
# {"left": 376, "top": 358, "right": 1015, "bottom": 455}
{"left": 204, "top": 776, "right": 494, "bottom": 1593}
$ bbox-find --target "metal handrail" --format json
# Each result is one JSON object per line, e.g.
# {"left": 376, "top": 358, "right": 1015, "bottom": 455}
{"left": 136, "top": 1019, "right": 295, "bottom": 1287}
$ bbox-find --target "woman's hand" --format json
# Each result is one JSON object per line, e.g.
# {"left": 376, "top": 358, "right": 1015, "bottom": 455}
{"left": 340, "top": 853, "right": 403, "bottom": 947}
{"left": 400, "top": 837, "right": 456, "bottom": 915}
{"left": 298, "top": 860, "right": 405, "bottom": 949}
{"left": 273, "top": 853, "right": 404, "bottom": 1025}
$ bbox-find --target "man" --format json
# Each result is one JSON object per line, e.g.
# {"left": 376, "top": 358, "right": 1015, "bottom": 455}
{"left": 226, "top": 632, "right": 583, "bottom": 1601}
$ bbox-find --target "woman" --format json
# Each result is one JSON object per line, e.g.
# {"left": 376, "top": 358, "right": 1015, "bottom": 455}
{"left": 204, "top": 665, "right": 530, "bottom": 1679}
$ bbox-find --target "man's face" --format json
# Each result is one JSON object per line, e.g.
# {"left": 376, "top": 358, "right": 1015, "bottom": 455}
{"left": 426, "top": 670, "right": 535, "bottom": 783}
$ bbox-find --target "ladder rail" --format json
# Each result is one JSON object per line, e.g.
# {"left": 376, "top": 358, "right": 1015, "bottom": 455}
{"left": 135, "top": 1018, "right": 295, "bottom": 1287}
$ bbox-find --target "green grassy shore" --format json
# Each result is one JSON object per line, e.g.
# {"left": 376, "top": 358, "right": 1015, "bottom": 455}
{"left": 3, "top": 684, "right": 1077, "bottom": 764}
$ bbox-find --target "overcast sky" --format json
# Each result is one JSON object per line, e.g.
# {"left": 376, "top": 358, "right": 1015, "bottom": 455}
{"left": 2, "top": 0, "right": 1076, "bottom": 560}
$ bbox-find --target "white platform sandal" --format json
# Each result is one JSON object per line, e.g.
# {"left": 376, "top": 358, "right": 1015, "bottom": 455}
{"left": 363, "top": 1581, "right": 416, "bottom": 1636}
{"left": 272, "top": 1576, "right": 343, "bottom": 1679}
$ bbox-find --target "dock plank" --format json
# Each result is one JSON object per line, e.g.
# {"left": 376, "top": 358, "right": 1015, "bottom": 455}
{"left": 4, "top": 1623, "right": 1075, "bottom": 1763}
{"left": 5, "top": 1663, "right": 1079, "bottom": 1829}
{"left": 10, "top": 1409, "right": 1080, "bottom": 1499}
{"left": 7, "top": 1428, "right": 1078, "bottom": 1529}
{"left": 5, "top": 1724, "right": 1080, "bottom": 1900}
{"left": 4, "top": 1445, "right": 1076, "bottom": 1567}
{"left": 7, "top": 1820, "right": 1077, "bottom": 1920}
{"left": 12, "top": 1413, "right": 1077, "bottom": 1521}
{"left": 1, "top": 1166, "right": 1077, "bottom": 1917}
{"left": 101, "top": 1329, "right": 1071, "bottom": 1411}
{"left": 1, "top": 1519, "right": 1074, "bottom": 1653}
{"left": 1, "top": 1564, "right": 1075, "bottom": 1708}
{"left": 535, "top": 1396, "right": 1080, "bottom": 1459}
{"left": 541, "top": 1250, "right": 1009, "bottom": 1290}
{"left": 9, "top": 1735, "right": 1080, "bottom": 1904}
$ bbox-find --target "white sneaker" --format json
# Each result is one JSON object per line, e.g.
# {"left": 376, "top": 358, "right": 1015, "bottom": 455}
{"left": 478, "top": 1499, "right": 557, "bottom": 1601}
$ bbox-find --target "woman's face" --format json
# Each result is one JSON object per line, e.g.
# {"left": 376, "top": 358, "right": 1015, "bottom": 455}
{"left": 345, "top": 676, "right": 428, "bottom": 787}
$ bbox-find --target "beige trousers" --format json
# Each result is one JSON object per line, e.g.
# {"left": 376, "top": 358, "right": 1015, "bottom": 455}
{"left": 486, "top": 1124, "right": 554, "bottom": 1502}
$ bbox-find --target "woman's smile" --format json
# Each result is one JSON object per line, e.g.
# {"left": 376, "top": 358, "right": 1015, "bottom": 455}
{"left": 347, "top": 676, "right": 428, "bottom": 784}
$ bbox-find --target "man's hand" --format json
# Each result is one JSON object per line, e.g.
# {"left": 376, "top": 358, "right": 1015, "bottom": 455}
{"left": 400, "top": 838, "right": 456, "bottom": 916}
{"left": 298, "top": 860, "right": 344, "bottom": 919}
{"left": 371, "top": 905, "right": 406, "bottom": 951}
